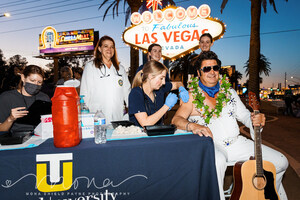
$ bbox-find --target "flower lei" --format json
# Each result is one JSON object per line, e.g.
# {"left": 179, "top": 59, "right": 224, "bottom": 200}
{"left": 188, "top": 75, "right": 232, "bottom": 124}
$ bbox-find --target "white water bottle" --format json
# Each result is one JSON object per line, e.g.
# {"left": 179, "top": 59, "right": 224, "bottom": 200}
{"left": 94, "top": 110, "right": 106, "bottom": 144}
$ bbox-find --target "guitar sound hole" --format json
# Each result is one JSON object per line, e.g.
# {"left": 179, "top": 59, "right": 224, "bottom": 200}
{"left": 252, "top": 175, "right": 266, "bottom": 190}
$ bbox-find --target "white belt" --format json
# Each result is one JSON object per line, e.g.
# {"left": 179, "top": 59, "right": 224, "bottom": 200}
{"left": 216, "top": 136, "right": 238, "bottom": 147}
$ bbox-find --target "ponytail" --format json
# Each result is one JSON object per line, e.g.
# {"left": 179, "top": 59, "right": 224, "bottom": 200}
{"left": 132, "top": 70, "right": 144, "bottom": 88}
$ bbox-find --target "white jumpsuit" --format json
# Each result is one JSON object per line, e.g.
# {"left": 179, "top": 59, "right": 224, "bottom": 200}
{"left": 80, "top": 62, "right": 131, "bottom": 124}
{"left": 188, "top": 89, "right": 288, "bottom": 200}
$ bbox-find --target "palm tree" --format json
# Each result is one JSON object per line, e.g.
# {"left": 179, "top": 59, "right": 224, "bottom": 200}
{"left": 244, "top": 53, "right": 271, "bottom": 77}
{"left": 221, "top": 0, "right": 288, "bottom": 98}
{"left": 99, "top": 0, "right": 175, "bottom": 82}
{"left": 169, "top": 53, "right": 198, "bottom": 87}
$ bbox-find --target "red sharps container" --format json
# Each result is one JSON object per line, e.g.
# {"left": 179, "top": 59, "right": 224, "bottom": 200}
{"left": 51, "top": 86, "right": 82, "bottom": 147}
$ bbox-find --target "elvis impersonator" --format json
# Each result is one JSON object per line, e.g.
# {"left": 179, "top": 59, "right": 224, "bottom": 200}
{"left": 172, "top": 51, "right": 288, "bottom": 200}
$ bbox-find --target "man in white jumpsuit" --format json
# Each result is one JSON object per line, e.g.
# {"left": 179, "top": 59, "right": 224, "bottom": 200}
{"left": 172, "top": 51, "right": 288, "bottom": 200}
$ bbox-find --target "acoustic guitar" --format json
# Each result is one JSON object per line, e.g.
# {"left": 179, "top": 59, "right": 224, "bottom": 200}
{"left": 230, "top": 91, "right": 279, "bottom": 200}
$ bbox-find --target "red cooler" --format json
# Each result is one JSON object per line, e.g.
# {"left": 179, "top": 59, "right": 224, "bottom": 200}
{"left": 51, "top": 86, "right": 82, "bottom": 147}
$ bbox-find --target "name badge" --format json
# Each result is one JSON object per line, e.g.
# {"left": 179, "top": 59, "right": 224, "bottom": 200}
{"left": 118, "top": 79, "right": 123, "bottom": 86}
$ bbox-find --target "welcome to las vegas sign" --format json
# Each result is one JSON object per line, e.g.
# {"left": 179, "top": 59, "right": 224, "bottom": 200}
{"left": 122, "top": 4, "right": 226, "bottom": 60}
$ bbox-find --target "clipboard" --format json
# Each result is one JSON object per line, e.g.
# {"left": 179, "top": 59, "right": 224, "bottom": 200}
{"left": 16, "top": 100, "right": 52, "bottom": 126}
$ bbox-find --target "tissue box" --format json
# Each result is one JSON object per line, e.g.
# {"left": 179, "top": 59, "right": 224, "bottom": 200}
{"left": 34, "top": 113, "right": 96, "bottom": 139}
{"left": 80, "top": 113, "right": 95, "bottom": 138}
{"left": 82, "top": 126, "right": 94, "bottom": 138}
{"left": 80, "top": 113, "right": 95, "bottom": 127}
{"left": 34, "top": 114, "right": 53, "bottom": 139}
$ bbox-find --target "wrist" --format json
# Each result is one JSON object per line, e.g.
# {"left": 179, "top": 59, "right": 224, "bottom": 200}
{"left": 186, "top": 121, "right": 193, "bottom": 132}
{"left": 7, "top": 115, "right": 15, "bottom": 123}
{"left": 179, "top": 86, "right": 185, "bottom": 92}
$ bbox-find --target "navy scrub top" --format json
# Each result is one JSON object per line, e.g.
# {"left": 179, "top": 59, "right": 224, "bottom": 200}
{"left": 129, "top": 82, "right": 172, "bottom": 127}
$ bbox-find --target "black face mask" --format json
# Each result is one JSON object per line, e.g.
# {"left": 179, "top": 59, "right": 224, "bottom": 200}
{"left": 24, "top": 82, "right": 42, "bottom": 95}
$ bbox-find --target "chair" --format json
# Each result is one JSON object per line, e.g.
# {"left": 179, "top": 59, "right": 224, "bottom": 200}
{"left": 224, "top": 161, "right": 235, "bottom": 198}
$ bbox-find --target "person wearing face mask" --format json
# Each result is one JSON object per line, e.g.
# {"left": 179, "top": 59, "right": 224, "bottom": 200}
{"left": 129, "top": 60, "right": 189, "bottom": 127}
{"left": 80, "top": 35, "right": 131, "bottom": 124}
{"left": 0, "top": 65, "right": 51, "bottom": 134}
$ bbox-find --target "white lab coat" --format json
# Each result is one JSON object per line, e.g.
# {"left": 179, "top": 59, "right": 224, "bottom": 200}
{"left": 80, "top": 61, "right": 131, "bottom": 124}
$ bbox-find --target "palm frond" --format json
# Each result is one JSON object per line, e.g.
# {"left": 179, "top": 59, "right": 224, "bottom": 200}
{"left": 262, "top": 0, "right": 267, "bottom": 13}
{"left": 269, "top": 0, "right": 278, "bottom": 13}
{"left": 220, "top": 0, "right": 229, "bottom": 13}
{"left": 125, "top": 7, "right": 131, "bottom": 26}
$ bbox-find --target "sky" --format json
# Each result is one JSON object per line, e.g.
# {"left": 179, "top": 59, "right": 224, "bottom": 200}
{"left": 0, "top": 0, "right": 299, "bottom": 88}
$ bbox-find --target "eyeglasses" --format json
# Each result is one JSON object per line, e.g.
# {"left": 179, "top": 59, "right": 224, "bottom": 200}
{"left": 200, "top": 65, "right": 220, "bottom": 73}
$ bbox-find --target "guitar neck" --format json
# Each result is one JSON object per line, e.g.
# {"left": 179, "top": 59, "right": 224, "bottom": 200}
{"left": 254, "top": 110, "right": 263, "bottom": 176}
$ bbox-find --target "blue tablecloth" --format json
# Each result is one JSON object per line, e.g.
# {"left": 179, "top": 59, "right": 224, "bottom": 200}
{"left": 0, "top": 134, "right": 220, "bottom": 200}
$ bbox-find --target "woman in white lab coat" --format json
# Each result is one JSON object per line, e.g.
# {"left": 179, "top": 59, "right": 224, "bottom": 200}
{"left": 80, "top": 35, "right": 131, "bottom": 123}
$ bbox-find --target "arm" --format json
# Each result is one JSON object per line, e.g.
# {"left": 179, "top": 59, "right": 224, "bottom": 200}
{"left": 134, "top": 104, "right": 170, "bottom": 127}
{"left": 129, "top": 90, "right": 177, "bottom": 127}
{"left": 171, "top": 93, "right": 213, "bottom": 138}
{"left": 171, "top": 81, "right": 184, "bottom": 90}
{"left": 170, "top": 82, "right": 189, "bottom": 103}
{"left": 0, "top": 107, "right": 28, "bottom": 132}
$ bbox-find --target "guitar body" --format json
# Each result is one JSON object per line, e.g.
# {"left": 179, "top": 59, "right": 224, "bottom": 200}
{"left": 231, "top": 160, "right": 279, "bottom": 200}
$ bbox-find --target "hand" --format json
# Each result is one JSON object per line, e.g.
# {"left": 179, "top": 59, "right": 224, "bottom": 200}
{"left": 179, "top": 86, "right": 189, "bottom": 103}
{"left": 251, "top": 113, "right": 266, "bottom": 127}
{"left": 165, "top": 93, "right": 178, "bottom": 110}
{"left": 8, "top": 107, "right": 28, "bottom": 122}
{"left": 189, "top": 123, "right": 213, "bottom": 139}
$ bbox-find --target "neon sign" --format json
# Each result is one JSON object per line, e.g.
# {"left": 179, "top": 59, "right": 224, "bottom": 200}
{"left": 39, "top": 26, "right": 95, "bottom": 54}
{"left": 123, "top": 5, "right": 225, "bottom": 60}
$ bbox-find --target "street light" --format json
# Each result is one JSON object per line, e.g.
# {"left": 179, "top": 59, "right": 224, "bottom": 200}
{"left": 0, "top": 12, "right": 10, "bottom": 17}
{"left": 291, "top": 76, "right": 300, "bottom": 81}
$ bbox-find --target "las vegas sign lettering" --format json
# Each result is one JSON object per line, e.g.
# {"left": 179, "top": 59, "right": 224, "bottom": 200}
{"left": 122, "top": 5, "right": 226, "bottom": 60}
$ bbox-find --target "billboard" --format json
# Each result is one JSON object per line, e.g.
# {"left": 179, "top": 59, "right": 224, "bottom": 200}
{"left": 122, "top": 4, "right": 225, "bottom": 60}
{"left": 39, "top": 26, "right": 95, "bottom": 54}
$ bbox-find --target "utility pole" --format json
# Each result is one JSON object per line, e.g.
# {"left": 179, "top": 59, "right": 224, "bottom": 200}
{"left": 285, "top": 72, "right": 287, "bottom": 89}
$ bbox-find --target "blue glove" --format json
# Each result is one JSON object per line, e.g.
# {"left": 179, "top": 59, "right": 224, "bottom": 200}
{"left": 179, "top": 86, "right": 189, "bottom": 103}
{"left": 165, "top": 93, "right": 178, "bottom": 110}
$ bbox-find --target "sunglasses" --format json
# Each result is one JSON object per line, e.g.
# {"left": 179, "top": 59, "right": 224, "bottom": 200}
{"left": 200, "top": 65, "right": 220, "bottom": 73}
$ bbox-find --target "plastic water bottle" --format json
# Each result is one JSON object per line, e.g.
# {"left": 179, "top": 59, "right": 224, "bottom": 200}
{"left": 80, "top": 95, "right": 89, "bottom": 113}
{"left": 94, "top": 110, "right": 106, "bottom": 144}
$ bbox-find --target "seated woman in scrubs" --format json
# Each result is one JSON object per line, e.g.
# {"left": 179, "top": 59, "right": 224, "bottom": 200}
{"left": 80, "top": 35, "right": 131, "bottom": 123}
{"left": 129, "top": 60, "right": 189, "bottom": 127}
{"left": 0, "top": 65, "right": 51, "bottom": 134}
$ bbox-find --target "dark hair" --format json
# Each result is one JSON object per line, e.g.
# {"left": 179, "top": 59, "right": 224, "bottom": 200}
{"left": 19, "top": 65, "right": 45, "bottom": 89}
{"left": 199, "top": 33, "right": 213, "bottom": 43}
{"left": 148, "top": 43, "right": 162, "bottom": 52}
{"left": 195, "top": 51, "right": 221, "bottom": 72}
{"left": 60, "top": 66, "right": 72, "bottom": 73}
{"left": 73, "top": 67, "right": 83, "bottom": 76}
{"left": 94, "top": 35, "right": 119, "bottom": 71}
